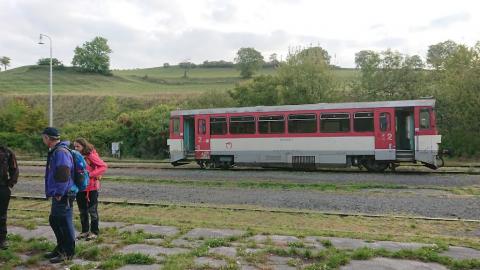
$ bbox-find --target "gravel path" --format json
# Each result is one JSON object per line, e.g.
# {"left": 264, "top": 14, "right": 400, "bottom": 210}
{"left": 13, "top": 178, "right": 480, "bottom": 219}
{"left": 20, "top": 166, "right": 480, "bottom": 187}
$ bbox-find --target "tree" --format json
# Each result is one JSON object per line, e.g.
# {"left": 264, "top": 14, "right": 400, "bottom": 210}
{"left": 37, "top": 58, "right": 63, "bottom": 66}
{"left": 269, "top": 53, "right": 280, "bottom": 68}
{"left": 433, "top": 42, "right": 480, "bottom": 156}
{"left": 427, "top": 40, "right": 460, "bottom": 70}
{"left": 229, "top": 46, "right": 335, "bottom": 106}
{"left": 0, "top": 99, "right": 47, "bottom": 134}
{"left": 276, "top": 46, "right": 335, "bottom": 104}
{"left": 352, "top": 49, "right": 427, "bottom": 101}
{"left": 405, "top": 55, "right": 424, "bottom": 70}
{"left": 0, "top": 56, "right": 11, "bottom": 71}
{"left": 179, "top": 61, "right": 196, "bottom": 78}
{"left": 229, "top": 75, "right": 280, "bottom": 106}
{"left": 72, "top": 37, "right": 112, "bottom": 75}
{"left": 355, "top": 50, "right": 380, "bottom": 69}
{"left": 296, "top": 46, "right": 331, "bottom": 65}
{"left": 235, "top": 48, "right": 264, "bottom": 78}
{"left": 163, "top": 63, "right": 170, "bottom": 68}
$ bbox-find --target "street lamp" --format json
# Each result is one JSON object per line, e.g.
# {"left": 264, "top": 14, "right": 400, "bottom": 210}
{"left": 38, "top": 34, "right": 53, "bottom": 127}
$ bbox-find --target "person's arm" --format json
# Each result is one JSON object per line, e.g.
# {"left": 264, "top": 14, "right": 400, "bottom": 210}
{"left": 7, "top": 149, "right": 19, "bottom": 188}
{"left": 88, "top": 151, "right": 108, "bottom": 178}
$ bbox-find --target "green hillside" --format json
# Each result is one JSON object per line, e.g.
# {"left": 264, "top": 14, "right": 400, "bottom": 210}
{"left": 0, "top": 65, "right": 358, "bottom": 96}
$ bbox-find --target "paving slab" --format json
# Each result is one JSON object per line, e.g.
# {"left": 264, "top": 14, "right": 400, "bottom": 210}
{"left": 119, "top": 224, "right": 178, "bottom": 236}
{"left": 245, "top": 248, "right": 262, "bottom": 254}
{"left": 184, "top": 228, "right": 245, "bottom": 239}
{"left": 340, "top": 257, "right": 448, "bottom": 270}
{"left": 268, "top": 255, "right": 292, "bottom": 265}
{"left": 156, "top": 246, "right": 190, "bottom": 256}
{"left": 194, "top": 257, "right": 228, "bottom": 268}
{"left": 9, "top": 225, "right": 57, "bottom": 242}
{"left": 250, "top": 235, "right": 299, "bottom": 246}
{"left": 368, "top": 241, "right": 435, "bottom": 252}
{"left": 316, "top": 236, "right": 368, "bottom": 250}
{"left": 145, "top": 238, "right": 164, "bottom": 245}
{"left": 440, "top": 246, "right": 480, "bottom": 260}
{"left": 118, "top": 244, "right": 166, "bottom": 259}
{"left": 272, "top": 266, "right": 296, "bottom": 270}
{"left": 209, "top": 246, "right": 237, "bottom": 258}
{"left": 100, "top": 221, "right": 126, "bottom": 228}
{"left": 71, "top": 258, "right": 96, "bottom": 266}
{"left": 241, "top": 265, "right": 258, "bottom": 270}
{"left": 117, "top": 264, "right": 162, "bottom": 270}
{"left": 171, "top": 238, "right": 203, "bottom": 248}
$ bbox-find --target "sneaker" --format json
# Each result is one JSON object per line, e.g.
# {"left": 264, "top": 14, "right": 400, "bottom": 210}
{"left": 44, "top": 250, "right": 59, "bottom": 259}
{"left": 86, "top": 233, "right": 98, "bottom": 241}
{"left": 76, "top": 232, "right": 89, "bottom": 240}
{"left": 49, "top": 255, "right": 67, "bottom": 263}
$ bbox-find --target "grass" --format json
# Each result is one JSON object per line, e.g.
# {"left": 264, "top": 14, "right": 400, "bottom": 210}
{"left": 99, "top": 253, "right": 156, "bottom": 270}
{"left": 0, "top": 66, "right": 235, "bottom": 95}
{"left": 8, "top": 198, "right": 480, "bottom": 249}
{"left": 5, "top": 198, "right": 480, "bottom": 269}
{"left": 0, "top": 65, "right": 358, "bottom": 96}
{"left": 15, "top": 174, "right": 414, "bottom": 192}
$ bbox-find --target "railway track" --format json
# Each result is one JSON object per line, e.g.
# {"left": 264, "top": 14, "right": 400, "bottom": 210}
{"left": 16, "top": 161, "right": 480, "bottom": 175}
{"left": 11, "top": 195, "right": 480, "bottom": 224}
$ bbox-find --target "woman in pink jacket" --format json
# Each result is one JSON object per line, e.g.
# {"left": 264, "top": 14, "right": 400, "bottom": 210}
{"left": 73, "top": 138, "right": 108, "bottom": 241}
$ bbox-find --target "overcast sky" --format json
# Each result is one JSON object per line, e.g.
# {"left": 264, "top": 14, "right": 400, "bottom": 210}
{"left": 1, "top": 0, "right": 478, "bottom": 69}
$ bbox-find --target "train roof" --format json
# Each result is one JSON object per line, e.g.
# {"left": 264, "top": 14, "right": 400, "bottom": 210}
{"left": 171, "top": 99, "right": 436, "bottom": 116}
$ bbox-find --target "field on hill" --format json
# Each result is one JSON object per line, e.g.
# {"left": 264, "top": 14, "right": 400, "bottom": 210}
{"left": 0, "top": 65, "right": 358, "bottom": 96}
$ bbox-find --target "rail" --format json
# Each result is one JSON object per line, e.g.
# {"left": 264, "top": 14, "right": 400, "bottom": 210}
{"left": 10, "top": 195, "right": 480, "bottom": 224}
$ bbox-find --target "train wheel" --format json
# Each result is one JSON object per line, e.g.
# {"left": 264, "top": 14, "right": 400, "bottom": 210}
{"left": 363, "top": 159, "right": 389, "bottom": 173}
{"left": 220, "top": 161, "right": 232, "bottom": 170}
{"left": 436, "top": 155, "right": 445, "bottom": 168}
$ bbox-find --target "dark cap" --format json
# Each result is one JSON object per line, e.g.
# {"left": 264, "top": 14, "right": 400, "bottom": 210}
{"left": 41, "top": 127, "right": 60, "bottom": 138}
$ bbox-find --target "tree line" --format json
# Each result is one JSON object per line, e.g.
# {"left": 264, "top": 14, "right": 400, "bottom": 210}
{"left": 228, "top": 41, "right": 480, "bottom": 156}
{"left": 1, "top": 40, "right": 479, "bottom": 158}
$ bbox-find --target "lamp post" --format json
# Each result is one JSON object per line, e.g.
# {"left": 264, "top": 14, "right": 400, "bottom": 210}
{"left": 38, "top": 34, "right": 53, "bottom": 127}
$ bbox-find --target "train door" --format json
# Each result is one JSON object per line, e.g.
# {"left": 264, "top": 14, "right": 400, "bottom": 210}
{"left": 183, "top": 116, "right": 195, "bottom": 153}
{"left": 414, "top": 106, "right": 441, "bottom": 167}
{"left": 395, "top": 108, "right": 415, "bottom": 161}
{"left": 195, "top": 115, "right": 211, "bottom": 160}
{"left": 374, "top": 108, "right": 396, "bottom": 160}
{"left": 167, "top": 116, "right": 186, "bottom": 163}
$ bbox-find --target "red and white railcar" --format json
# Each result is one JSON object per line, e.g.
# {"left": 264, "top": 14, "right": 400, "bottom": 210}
{"left": 167, "top": 99, "right": 442, "bottom": 172}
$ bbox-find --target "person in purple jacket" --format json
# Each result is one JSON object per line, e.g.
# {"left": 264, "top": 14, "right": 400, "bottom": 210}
{"left": 41, "top": 127, "right": 76, "bottom": 263}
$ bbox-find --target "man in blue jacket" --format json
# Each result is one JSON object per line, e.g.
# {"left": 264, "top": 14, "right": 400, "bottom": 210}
{"left": 41, "top": 127, "right": 76, "bottom": 263}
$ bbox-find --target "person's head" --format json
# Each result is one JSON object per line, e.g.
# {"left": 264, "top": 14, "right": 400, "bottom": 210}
{"left": 41, "top": 127, "right": 61, "bottom": 148}
{"left": 73, "top": 138, "right": 94, "bottom": 155}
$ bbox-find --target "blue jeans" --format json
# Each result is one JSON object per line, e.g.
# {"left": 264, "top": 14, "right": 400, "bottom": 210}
{"left": 49, "top": 196, "right": 75, "bottom": 257}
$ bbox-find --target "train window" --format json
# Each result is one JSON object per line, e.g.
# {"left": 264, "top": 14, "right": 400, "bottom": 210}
{"left": 288, "top": 114, "right": 317, "bottom": 133}
{"left": 420, "top": 109, "right": 431, "bottom": 129}
{"left": 259, "top": 115, "right": 285, "bottom": 134}
{"left": 353, "top": 112, "right": 374, "bottom": 132}
{"left": 210, "top": 117, "right": 227, "bottom": 135}
{"left": 230, "top": 116, "right": 256, "bottom": 134}
{"left": 320, "top": 113, "right": 350, "bottom": 133}
{"left": 380, "top": 112, "right": 390, "bottom": 132}
{"left": 198, "top": 119, "right": 206, "bottom": 135}
{"left": 172, "top": 118, "right": 180, "bottom": 135}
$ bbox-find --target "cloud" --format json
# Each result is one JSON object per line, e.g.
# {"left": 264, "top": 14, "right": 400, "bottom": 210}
{"left": 207, "top": 0, "right": 237, "bottom": 23}
{"left": 412, "top": 12, "right": 471, "bottom": 32}
{"left": 0, "top": 0, "right": 478, "bottom": 69}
